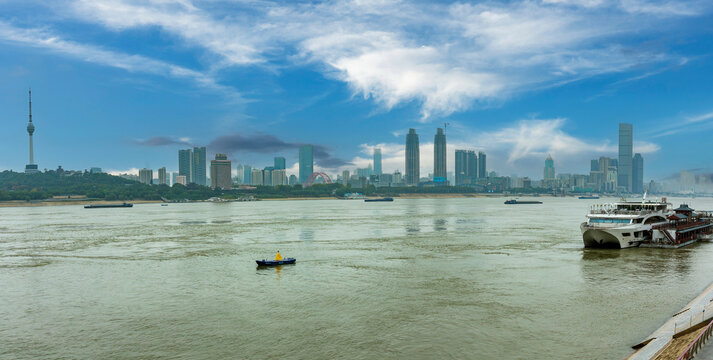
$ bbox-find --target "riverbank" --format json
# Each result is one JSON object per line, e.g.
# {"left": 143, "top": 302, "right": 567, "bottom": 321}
{"left": 0, "top": 199, "right": 163, "bottom": 208}
{"left": 0, "top": 193, "right": 587, "bottom": 207}
{"left": 628, "top": 281, "right": 713, "bottom": 359}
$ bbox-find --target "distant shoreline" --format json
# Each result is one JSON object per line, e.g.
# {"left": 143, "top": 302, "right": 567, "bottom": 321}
{"left": 0, "top": 193, "right": 572, "bottom": 207}
{"left": 0, "top": 200, "right": 164, "bottom": 208}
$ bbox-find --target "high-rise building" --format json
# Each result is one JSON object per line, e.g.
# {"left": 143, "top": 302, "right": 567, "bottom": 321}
{"left": 210, "top": 154, "right": 232, "bottom": 190}
{"left": 467, "top": 151, "right": 478, "bottom": 184}
{"left": 289, "top": 174, "right": 298, "bottom": 186}
{"left": 405, "top": 129, "right": 420, "bottom": 186}
{"left": 590, "top": 159, "right": 599, "bottom": 172}
{"left": 178, "top": 149, "right": 192, "bottom": 183}
{"left": 139, "top": 168, "right": 153, "bottom": 184}
{"left": 393, "top": 170, "right": 402, "bottom": 184}
{"left": 192, "top": 146, "right": 207, "bottom": 186}
{"left": 455, "top": 149, "right": 477, "bottom": 185}
{"left": 175, "top": 175, "right": 187, "bottom": 185}
{"left": 263, "top": 168, "right": 272, "bottom": 186}
{"left": 342, "top": 170, "right": 350, "bottom": 185}
{"left": 251, "top": 169, "right": 264, "bottom": 186}
{"left": 158, "top": 167, "right": 167, "bottom": 185}
{"left": 433, "top": 128, "right": 447, "bottom": 183}
{"left": 272, "top": 169, "right": 287, "bottom": 186}
{"left": 25, "top": 89, "right": 39, "bottom": 174}
{"left": 478, "top": 152, "right": 487, "bottom": 179}
{"left": 455, "top": 150, "right": 468, "bottom": 185}
{"left": 274, "top": 157, "right": 286, "bottom": 170}
{"left": 632, "top": 153, "right": 644, "bottom": 194}
{"left": 299, "top": 145, "right": 314, "bottom": 183}
{"left": 618, "top": 123, "right": 633, "bottom": 192}
{"left": 90, "top": 167, "right": 103, "bottom": 174}
{"left": 544, "top": 155, "right": 555, "bottom": 180}
{"left": 373, "top": 148, "right": 382, "bottom": 175}
{"left": 243, "top": 165, "right": 252, "bottom": 185}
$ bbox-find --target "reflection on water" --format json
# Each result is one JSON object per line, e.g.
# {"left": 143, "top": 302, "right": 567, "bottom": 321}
{"left": 299, "top": 229, "right": 314, "bottom": 241}
{"left": 433, "top": 218, "right": 447, "bottom": 231}
{"left": 3, "top": 197, "right": 713, "bottom": 359}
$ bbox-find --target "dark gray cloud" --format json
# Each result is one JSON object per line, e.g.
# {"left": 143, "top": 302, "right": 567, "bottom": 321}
{"left": 132, "top": 136, "right": 192, "bottom": 146}
{"left": 208, "top": 133, "right": 352, "bottom": 168}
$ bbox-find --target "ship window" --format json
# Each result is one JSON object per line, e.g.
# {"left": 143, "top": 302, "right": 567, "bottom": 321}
{"left": 622, "top": 233, "right": 631, "bottom": 237}
{"left": 589, "top": 218, "right": 631, "bottom": 224}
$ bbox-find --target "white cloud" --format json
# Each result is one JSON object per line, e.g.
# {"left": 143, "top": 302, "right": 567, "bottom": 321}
{"left": 53, "top": 0, "right": 702, "bottom": 119}
{"left": 107, "top": 167, "right": 140, "bottom": 176}
{"left": 0, "top": 21, "right": 242, "bottom": 99}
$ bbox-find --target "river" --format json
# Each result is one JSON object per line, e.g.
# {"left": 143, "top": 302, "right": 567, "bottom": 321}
{"left": 2, "top": 197, "right": 713, "bottom": 359}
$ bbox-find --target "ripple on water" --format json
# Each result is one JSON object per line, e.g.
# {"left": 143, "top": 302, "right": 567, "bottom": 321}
{"left": 0, "top": 256, "right": 52, "bottom": 268}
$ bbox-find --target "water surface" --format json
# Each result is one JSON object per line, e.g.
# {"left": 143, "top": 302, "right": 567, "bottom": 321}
{"left": 2, "top": 197, "right": 713, "bottom": 359}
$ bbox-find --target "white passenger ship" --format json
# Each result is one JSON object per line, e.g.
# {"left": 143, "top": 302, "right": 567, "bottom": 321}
{"left": 581, "top": 197, "right": 672, "bottom": 249}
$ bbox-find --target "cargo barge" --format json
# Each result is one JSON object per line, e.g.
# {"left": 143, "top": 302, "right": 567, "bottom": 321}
{"left": 84, "top": 203, "right": 133, "bottom": 209}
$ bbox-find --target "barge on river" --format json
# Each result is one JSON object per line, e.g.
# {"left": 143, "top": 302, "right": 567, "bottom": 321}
{"left": 581, "top": 197, "right": 713, "bottom": 249}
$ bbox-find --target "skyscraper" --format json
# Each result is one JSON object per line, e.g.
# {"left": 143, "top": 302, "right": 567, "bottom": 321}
{"left": 478, "top": 151, "right": 487, "bottom": 179}
{"left": 590, "top": 159, "right": 599, "bottom": 172}
{"left": 433, "top": 128, "right": 446, "bottom": 183}
{"left": 158, "top": 167, "right": 167, "bottom": 185}
{"left": 455, "top": 150, "right": 467, "bottom": 185}
{"left": 342, "top": 170, "right": 350, "bottom": 185}
{"left": 272, "top": 169, "right": 287, "bottom": 186}
{"left": 210, "top": 154, "right": 232, "bottom": 190}
{"left": 178, "top": 149, "right": 192, "bottom": 183}
{"left": 632, "top": 153, "right": 644, "bottom": 194}
{"left": 405, "top": 129, "right": 420, "bottom": 186}
{"left": 618, "top": 123, "right": 633, "bottom": 192}
{"left": 544, "top": 154, "right": 555, "bottom": 180}
{"left": 25, "top": 89, "right": 39, "bottom": 174}
{"left": 251, "top": 169, "right": 264, "bottom": 186}
{"left": 139, "top": 168, "right": 153, "bottom": 184}
{"left": 192, "top": 146, "right": 207, "bottom": 186}
{"left": 299, "top": 145, "right": 314, "bottom": 183}
{"left": 274, "top": 157, "right": 286, "bottom": 170}
{"left": 373, "top": 148, "right": 382, "bottom": 175}
{"left": 242, "top": 165, "right": 252, "bottom": 184}
{"left": 467, "top": 151, "right": 478, "bottom": 184}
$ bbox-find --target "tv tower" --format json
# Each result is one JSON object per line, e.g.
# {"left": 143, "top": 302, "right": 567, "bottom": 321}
{"left": 25, "top": 89, "right": 39, "bottom": 174}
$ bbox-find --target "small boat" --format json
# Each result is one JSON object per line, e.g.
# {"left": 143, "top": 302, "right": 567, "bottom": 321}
{"left": 256, "top": 251, "right": 295, "bottom": 266}
{"left": 504, "top": 200, "right": 542, "bottom": 204}
{"left": 161, "top": 204, "right": 168, "bottom": 206}
{"left": 256, "top": 258, "right": 296, "bottom": 266}
{"left": 84, "top": 203, "right": 133, "bottom": 209}
{"left": 365, "top": 197, "right": 394, "bottom": 202}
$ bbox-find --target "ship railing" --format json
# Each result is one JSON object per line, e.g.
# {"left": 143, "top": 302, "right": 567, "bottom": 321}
{"left": 588, "top": 210, "right": 656, "bottom": 215}
{"left": 676, "top": 317, "right": 713, "bottom": 360}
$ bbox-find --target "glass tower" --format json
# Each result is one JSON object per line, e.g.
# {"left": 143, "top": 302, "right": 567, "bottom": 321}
{"left": 192, "top": 146, "right": 207, "bottom": 186}
{"left": 299, "top": 145, "right": 314, "bottom": 183}
{"left": 405, "top": 129, "right": 420, "bottom": 186}
{"left": 632, "top": 153, "right": 644, "bottom": 194}
{"left": 544, "top": 155, "right": 555, "bottom": 180}
{"left": 178, "top": 149, "right": 193, "bottom": 183}
{"left": 274, "top": 157, "right": 286, "bottom": 170}
{"left": 373, "top": 148, "right": 382, "bottom": 175}
{"left": 478, "top": 151, "right": 486, "bottom": 179}
{"left": 618, "top": 123, "right": 633, "bottom": 192}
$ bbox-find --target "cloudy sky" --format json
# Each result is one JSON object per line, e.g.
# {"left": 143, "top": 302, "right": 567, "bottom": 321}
{"left": 1, "top": 0, "right": 712, "bottom": 180}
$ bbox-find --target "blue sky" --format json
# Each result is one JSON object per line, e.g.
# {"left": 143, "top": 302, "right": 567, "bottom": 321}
{"left": 1, "top": 0, "right": 712, "bottom": 180}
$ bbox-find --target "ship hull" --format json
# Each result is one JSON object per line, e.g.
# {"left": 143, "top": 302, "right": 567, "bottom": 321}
{"left": 581, "top": 223, "right": 640, "bottom": 249}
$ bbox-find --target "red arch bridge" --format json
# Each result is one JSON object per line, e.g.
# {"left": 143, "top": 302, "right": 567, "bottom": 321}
{"left": 304, "top": 172, "right": 333, "bottom": 187}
